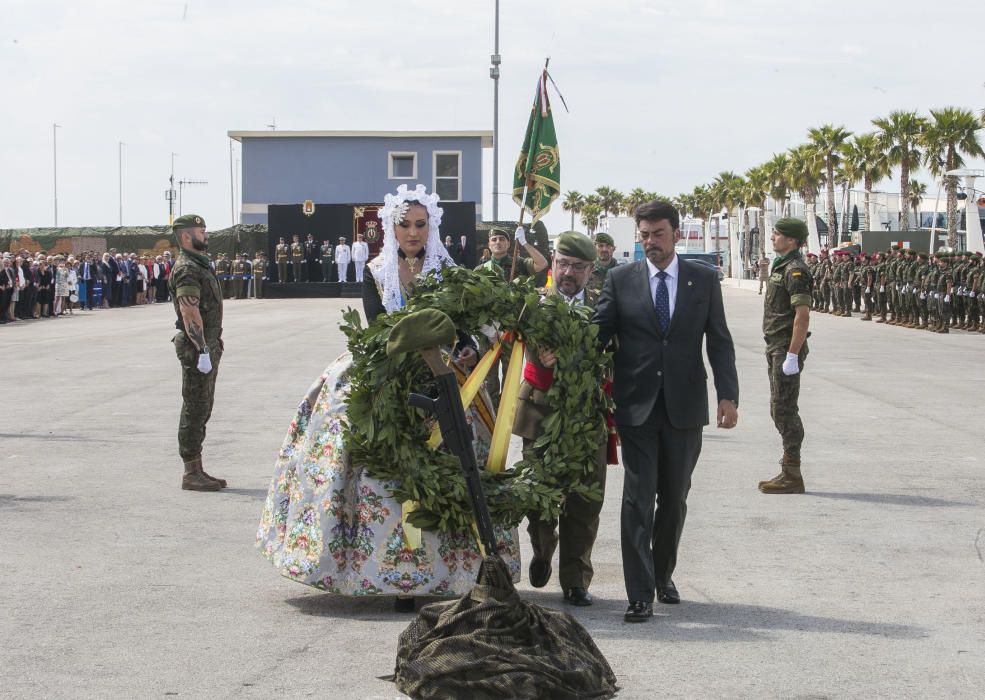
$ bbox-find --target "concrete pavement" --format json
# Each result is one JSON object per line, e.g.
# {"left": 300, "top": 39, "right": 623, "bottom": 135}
{"left": 1, "top": 286, "right": 983, "bottom": 698}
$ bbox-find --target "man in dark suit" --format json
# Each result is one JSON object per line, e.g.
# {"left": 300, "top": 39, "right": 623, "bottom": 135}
{"left": 594, "top": 199, "right": 739, "bottom": 623}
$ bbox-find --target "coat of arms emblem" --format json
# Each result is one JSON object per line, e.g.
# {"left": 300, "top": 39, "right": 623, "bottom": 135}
{"left": 302, "top": 200, "right": 315, "bottom": 217}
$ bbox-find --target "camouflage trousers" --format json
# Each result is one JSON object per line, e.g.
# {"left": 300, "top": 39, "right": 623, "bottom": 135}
{"left": 767, "top": 347, "right": 806, "bottom": 458}
{"left": 174, "top": 332, "right": 223, "bottom": 460}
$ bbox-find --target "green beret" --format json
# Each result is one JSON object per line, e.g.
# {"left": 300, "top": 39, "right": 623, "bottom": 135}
{"left": 386, "top": 309, "right": 456, "bottom": 357}
{"left": 917, "top": 252, "right": 928, "bottom": 260}
{"left": 938, "top": 251, "right": 951, "bottom": 259}
{"left": 594, "top": 232, "right": 615, "bottom": 246}
{"left": 173, "top": 214, "right": 205, "bottom": 230}
{"left": 774, "top": 218, "right": 808, "bottom": 242}
{"left": 488, "top": 228, "right": 511, "bottom": 241}
{"left": 555, "top": 230, "right": 596, "bottom": 261}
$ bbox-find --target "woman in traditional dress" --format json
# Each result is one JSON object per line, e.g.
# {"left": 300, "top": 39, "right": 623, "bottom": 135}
{"left": 258, "top": 184, "right": 520, "bottom": 611}
{"left": 53, "top": 258, "right": 69, "bottom": 316}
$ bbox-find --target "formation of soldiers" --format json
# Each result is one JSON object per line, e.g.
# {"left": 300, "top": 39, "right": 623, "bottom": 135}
{"left": 806, "top": 247, "right": 985, "bottom": 334}
{"left": 213, "top": 251, "right": 270, "bottom": 299}
{"left": 274, "top": 233, "right": 365, "bottom": 283}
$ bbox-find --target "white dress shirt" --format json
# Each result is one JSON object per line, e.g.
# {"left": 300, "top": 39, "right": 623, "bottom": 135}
{"left": 646, "top": 253, "right": 679, "bottom": 319}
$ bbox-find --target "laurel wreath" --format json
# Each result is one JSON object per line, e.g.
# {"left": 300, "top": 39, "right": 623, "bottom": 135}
{"left": 339, "top": 265, "right": 611, "bottom": 533}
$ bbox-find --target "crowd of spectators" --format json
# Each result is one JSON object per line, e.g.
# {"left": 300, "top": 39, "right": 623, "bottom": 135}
{"left": 1, "top": 248, "right": 176, "bottom": 324}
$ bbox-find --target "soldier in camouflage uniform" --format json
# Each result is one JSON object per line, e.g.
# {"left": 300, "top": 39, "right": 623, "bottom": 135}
{"left": 933, "top": 252, "right": 953, "bottom": 333}
{"left": 168, "top": 214, "right": 226, "bottom": 492}
{"left": 759, "top": 218, "right": 812, "bottom": 495}
{"left": 860, "top": 253, "right": 875, "bottom": 321}
{"left": 968, "top": 254, "right": 983, "bottom": 332}
{"left": 817, "top": 250, "right": 832, "bottom": 313}
{"left": 914, "top": 252, "right": 930, "bottom": 329}
{"left": 587, "top": 232, "right": 619, "bottom": 294}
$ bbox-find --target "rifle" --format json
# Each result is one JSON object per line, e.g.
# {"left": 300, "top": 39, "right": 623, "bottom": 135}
{"left": 407, "top": 346, "right": 499, "bottom": 558}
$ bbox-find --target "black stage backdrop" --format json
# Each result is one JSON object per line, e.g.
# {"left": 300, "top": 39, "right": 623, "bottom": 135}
{"left": 267, "top": 202, "right": 478, "bottom": 283}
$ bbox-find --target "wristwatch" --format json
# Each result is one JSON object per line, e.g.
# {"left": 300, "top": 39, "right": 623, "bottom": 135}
{"left": 201, "top": 345, "right": 210, "bottom": 355}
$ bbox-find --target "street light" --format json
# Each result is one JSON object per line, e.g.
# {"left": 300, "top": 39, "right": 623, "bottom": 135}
{"left": 52, "top": 123, "right": 61, "bottom": 226}
{"left": 490, "top": 0, "right": 501, "bottom": 221}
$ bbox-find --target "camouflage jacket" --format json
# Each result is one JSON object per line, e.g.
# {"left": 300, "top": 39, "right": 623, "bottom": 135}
{"left": 763, "top": 250, "right": 813, "bottom": 352}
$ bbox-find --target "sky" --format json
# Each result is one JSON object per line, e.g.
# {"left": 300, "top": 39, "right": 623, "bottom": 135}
{"left": 2, "top": 0, "right": 984, "bottom": 235}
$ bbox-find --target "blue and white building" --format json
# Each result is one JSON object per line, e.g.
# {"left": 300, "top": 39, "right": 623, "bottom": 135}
{"left": 228, "top": 130, "right": 493, "bottom": 225}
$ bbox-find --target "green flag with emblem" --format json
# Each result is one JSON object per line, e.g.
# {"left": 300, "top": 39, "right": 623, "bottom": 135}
{"left": 512, "top": 70, "right": 560, "bottom": 224}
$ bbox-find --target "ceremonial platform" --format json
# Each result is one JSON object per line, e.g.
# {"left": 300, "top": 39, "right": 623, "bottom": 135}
{"left": 261, "top": 282, "right": 362, "bottom": 299}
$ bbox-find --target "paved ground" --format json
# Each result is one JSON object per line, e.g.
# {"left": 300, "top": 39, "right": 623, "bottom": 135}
{"left": 2, "top": 284, "right": 983, "bottom": 699}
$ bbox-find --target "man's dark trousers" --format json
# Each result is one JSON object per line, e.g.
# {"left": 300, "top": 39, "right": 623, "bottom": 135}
{"left": 618, "top": 392, "right": 702, "bottom": 602}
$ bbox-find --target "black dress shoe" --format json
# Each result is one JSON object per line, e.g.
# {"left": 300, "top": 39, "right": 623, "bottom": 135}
{"left": 656, "top": 580, "right": 680, "bottom": 604}
{"left": 563, "top": 587, "right": 593, "bottom": 607}
{"left": 624, "top": 600, "right": 653, "bottom": 622}
{"left": 528, "top": 558, "right": 552, "bottom": 588}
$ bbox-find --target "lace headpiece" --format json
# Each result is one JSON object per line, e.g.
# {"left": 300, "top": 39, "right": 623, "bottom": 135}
{"left": 377, "top": 184, "right": 455, "bottom": 313}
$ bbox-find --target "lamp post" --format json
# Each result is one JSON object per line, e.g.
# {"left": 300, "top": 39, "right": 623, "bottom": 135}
{"left": 118, "top": 142, "right": 125, "bottom": 226}
{"left": 53, "top": 123, "right": 61, "bottom": 226}
{"left": 490, "top": 0, "right": 501, "bottom": 221}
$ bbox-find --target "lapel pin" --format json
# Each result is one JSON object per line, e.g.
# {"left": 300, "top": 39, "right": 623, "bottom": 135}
{"left": 687, "top": 281, "right": 693, "bottom": 286}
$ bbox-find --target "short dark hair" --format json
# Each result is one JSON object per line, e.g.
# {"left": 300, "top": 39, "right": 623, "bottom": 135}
{"left": 635, "top": 199, "right": 679, "bottom": 230}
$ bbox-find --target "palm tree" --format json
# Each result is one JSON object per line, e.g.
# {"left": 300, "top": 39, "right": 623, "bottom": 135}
{"left": 580, "top": 203, "right": 603, "bottom": 236}
{"left": 561, "top": 190, "right": 585, "bottom": 231}
{"left": 764, "top": 152, "right": 789, "bottom": 219}
{"left": 808, "top": 124, "right": 853, "bottom": 243}
{"left": 908, "top": 180, "right": 927, "bottom": 230}
{"left": 922, "top": 107, "right": 984, "bottom": 247}
{"left": 873, "top": 110, "right": 928, "bottom": 231}
{"left": 841, "top": 132, "right": 890, "bottom": 234}
{"left": 744, "top": 164, "right": 770, "bottom": 260}
{"left": 594, "top": 187, "right": 624, "bottom": 218}
{"left": 785, "top": 143, "right": 825, "bottom": 250}
{"left": 623, "top": 188, "right": 650, "bottom": 217}
{"left": 713, "top": 171, "right": 746, "bottom": 275}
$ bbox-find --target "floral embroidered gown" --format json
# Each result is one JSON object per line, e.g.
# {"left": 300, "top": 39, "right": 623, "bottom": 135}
{"left": 257, "top": 258, "right": 520, "bottom": 597}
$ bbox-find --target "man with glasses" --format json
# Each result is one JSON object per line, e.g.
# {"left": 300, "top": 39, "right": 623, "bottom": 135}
{"left": 513, "top": 231, "right": 607, "bottom": 607}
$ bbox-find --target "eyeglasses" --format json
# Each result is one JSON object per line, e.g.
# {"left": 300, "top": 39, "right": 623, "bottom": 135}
{"left": 555, "top": 261, "right": 590, "bottom": 273}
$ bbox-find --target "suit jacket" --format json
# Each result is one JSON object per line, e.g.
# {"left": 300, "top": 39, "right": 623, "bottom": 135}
{"left": 513, "top": 286, "right": 599, "bottom": 440}
{"left": 594, "top": 257, "right": 738, "bottom": 429}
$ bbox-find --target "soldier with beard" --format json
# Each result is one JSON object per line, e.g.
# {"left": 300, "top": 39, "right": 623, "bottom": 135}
{"left": 587, "top": 232, "right": 620, "bottom": 294}
{"left": 168, "top": 214, "right": 227, "bottom": 492}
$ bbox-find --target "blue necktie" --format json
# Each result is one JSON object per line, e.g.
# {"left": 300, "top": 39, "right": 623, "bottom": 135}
{"left": 654, "top": 270, "right": 670, "bottom": 334}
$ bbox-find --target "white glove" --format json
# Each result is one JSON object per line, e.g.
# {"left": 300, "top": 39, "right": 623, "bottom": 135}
{"left": 971, "top": 291, "right": 977, "bottom": 298}
{"left": 514, "top": 226, "right": 527, "bottom": 247}
{"left": 944, "top": 294, "right": 951, "bottom": 303}
{"left": 477, "top": 323, "right": 500, "bottom": 343}
{"left": 781, "top": 352, "right": 800, "bottom": 376}
{"left": 934, "top": 293, "right": 940, "bottom": 300}
{"left": 920, "top": 293, "right": 926, "bottom": 300}
{"left": 865, "top": 288, "right": 871, "bottom": 294}
{"left": 879, "top": 285, "right": 885, "bottom": 293}
{"left": 197, "top": 352, "right": 213, "bottom": 374}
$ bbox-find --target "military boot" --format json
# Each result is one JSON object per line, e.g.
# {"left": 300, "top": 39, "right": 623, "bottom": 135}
{"left": 876, "top": 312, "right": 887, "bottom": 323}
{"left": 861, "top": 310, "right": 872, "bottom": 321}
{"left": 182, "top": 457, "right": 222, "bottom": 491}
{"left": 758, "top": 453, "right": 801, "bottom": 491}
{"left": 759, "top": 457, "right": 805, "bottom": 494}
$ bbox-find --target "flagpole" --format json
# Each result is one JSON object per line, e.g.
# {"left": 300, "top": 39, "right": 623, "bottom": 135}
{"left": 509, "top": 59, "right": 550, "bottom": 281}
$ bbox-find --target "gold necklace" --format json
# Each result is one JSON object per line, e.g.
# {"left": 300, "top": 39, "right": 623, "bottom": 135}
{"left": 404, "top": 256, "right": 420, "bottom": 274}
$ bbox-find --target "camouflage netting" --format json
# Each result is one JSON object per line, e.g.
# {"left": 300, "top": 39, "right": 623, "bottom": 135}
{"left": 1, "top": 224, "right": 269, "bottom": 258}
{"left": 393, "top": 556, "right": 618, "bottom": 700}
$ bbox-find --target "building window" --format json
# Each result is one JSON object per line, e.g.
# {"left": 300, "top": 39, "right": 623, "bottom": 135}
{"left": 389, "top": 152, "right": 417, "bottom": 179}
{"left": 433, "top": 151, "right": 461, "bottom": 201}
